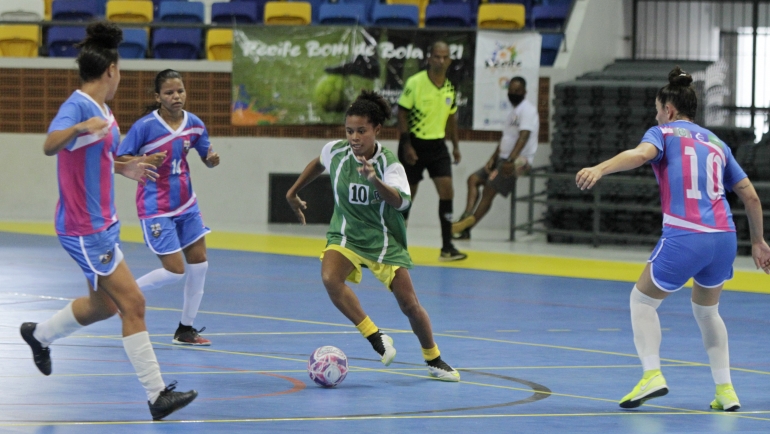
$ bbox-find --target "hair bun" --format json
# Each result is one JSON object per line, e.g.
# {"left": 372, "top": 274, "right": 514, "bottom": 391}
{"left": 82, "top": 22, "right": 123, "bottom": 50}
{"left": 668, "top": 66, "right": 693, "bottom": 87}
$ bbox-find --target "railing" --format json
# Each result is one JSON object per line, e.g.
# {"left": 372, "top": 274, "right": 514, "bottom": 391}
{"left": 510, "top": 166, "right": 770, "bottom": 249}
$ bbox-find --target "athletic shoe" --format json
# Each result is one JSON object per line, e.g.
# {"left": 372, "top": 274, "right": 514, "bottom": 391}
{"left": 619, "top": 369, "right": 668, "bottom": 408}
{"left": 173, "top": 325, "right": 211, "bottom": 346}
{"left": 439, "top": 246, "right": 467, "bottom": 262}
{"left": 148, "top": 381, "right": 198, "bottom": 420}
{"left": 367, "top": 331, "right": 396, "bottom": 366}
{"left": 324, "top": 55, "right": 380, "bottom": 79}
{"left": 451, "top": 216, "right": 476, "bottom": 235}
{"left": 710, "top": 383, "right": 740, "bottom": 411}
{"left": 20, "top": 322, "right": 51, "bottom": 376}
{"left": 427, "top": 356, "right": 460, "bottom": 382}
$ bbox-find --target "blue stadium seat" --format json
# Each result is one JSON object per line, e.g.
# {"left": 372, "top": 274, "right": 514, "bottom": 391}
{"left": 157, "top": 1, "right": 205, "bottom": 23}
{"left": 532, "top": 4, "right": 569, "bottom": 29}
{"left": 47, "top": 26, "right": 86, "bottom": 57}
{"left": 370, "top": 4, "right": 418, "bottom": 27}
{"left": 152, "top": 28, "right": 201, "bottom": 59}
{"left": 211, "top": 1, "right": 260, "bottom": 24}
{"left": 51, "top": 0, "right": 99, "bottom": 21}
{"left": 119, "top": 28, "right": 148, "bottom": 59}
{"left": 540, "top": 33, "right": 562, "bottom": 66}
{"left": 151, "top": 0, "right": 186, "bottom": 14}
{"left": 340, "top": 0, "right": 375, "bottom": 21}
{"left": 424, "top": 3, "right": 472, "bottom": 27}
{"left": 542, "top": 0, "right": 571, "bottom": 6}
{"left": 229, "top": 0, "right": 270, "bottom": 21}
{"left": 318, "top": 3, "right": 368, "bottom": 25}
{"left": 432, "top": 0, "right": 478, "bottom": 22}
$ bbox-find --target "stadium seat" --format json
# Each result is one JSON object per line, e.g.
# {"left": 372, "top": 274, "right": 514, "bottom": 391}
{"left": 371, "top": 4, "right": 418, "bottom": 27}
{"left": 477, "top": 3, "right": 525, "bottom": 29}
{"left": 424, "top": 3, "right": 472, "bottom": 27}
{"left": 318, "top": 3, "right": 368, "bottom": 25}
{"left": 386, "top": 0, "right": 426, "bottom": 27}
{"left": 0, "top": 0, "right": 45, "bottom": 21}
{"left": 150, "top": 0, "right": 186, "bottom": 14}
{"left": 106, "top": 0, "right": 154, "bottom": 23}
{"left": 542, "top": 0, "right": 572, "bottom": 5}
{"left": 157, "top": 1, "right": 205, "bottom": 23}
{"left": 263, "top": 1, "right": 311, "bottom": 25}
{"left": 540, "top": 33, "right": 563, "bottom": 66}
{"left": 0, "top": 25, "right": 39, "bottom": 57}
{"left": 152, "top": 28, "right": 201, "bottom": 59}
{"left": 206, "top": 28, "right": 232, "bottom": 60}
{"left": 486, "top": 0, "right": 529, "bottom": 25}
{"left": 297, "top": 0, "right": 323, "bottom": 23}
{"left": 51, "top": 0, "right": 99, "bottom": 21}
{"left": 340, "top": 0, "right": 375, "bottom": 21}
{"left": 532, "top": 5, "right": 570, "bottom": 29}
{"left": 47, "top": 26, "right": 86, "bottom": 57}
{"left": 211, "top": 2, "right": 260, "bottom": 24}
{"left": 118, "top": 28, "right": 147, "bottom": 58}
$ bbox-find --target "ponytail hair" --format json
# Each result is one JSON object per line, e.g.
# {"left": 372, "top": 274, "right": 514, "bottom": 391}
{"left": 143, "top": 69, "right": 184, "bottom": 115}
{"left": 345, "top": 90, "right": 391, "bottom": 127}
{"left": 657, "top": 66, "right": 697, "bottom": 120}
{"left": 75, "top": 22, "right": 122, "bottom": 83}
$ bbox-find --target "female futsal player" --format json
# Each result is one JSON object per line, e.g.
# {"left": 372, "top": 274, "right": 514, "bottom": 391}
{"left": 117, "top": 69, "right": 220, "bottom": 346}
{"left": 286, "top": 90, "right": 460, "bottom": 381}
{"left": 20, "top": 22, "right": 197, "bottom": 420}
{"left": 576, "top": 66, "right": 770, "bottom": 411}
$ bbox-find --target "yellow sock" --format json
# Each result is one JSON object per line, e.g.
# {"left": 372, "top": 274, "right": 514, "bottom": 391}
{"left": 421, "top": 344, "right": 440, "bottom": 361}
{"left": 355, "top": 316, "right": 378, "bottom": 338}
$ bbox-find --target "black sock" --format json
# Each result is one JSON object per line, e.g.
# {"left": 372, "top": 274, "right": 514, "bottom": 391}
{"left": 366, "top": 330, "right": 385, "bottom": 356}
{"left": 439, "top": 199, "right": 453, "bottom": 250}
{"left": 426, "top": 355, "right": 443, "bottom": 367}
{"left": 176, "top": 323, "right": 192, "bottom": 333}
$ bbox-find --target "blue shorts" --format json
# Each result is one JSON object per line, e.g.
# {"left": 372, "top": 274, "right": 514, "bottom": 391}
{"left": 141, "top": 208, "right": 211, "bottom": 256}
{"left": 58, "top": 222, "right": 124, "bottom": 288}
{"left": 648, "top": 232, "right": 736, "bottom": 291}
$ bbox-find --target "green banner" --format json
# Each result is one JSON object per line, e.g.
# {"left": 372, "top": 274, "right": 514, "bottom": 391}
{"left": 232, "top": 26, "right": 475, "bottom": 127}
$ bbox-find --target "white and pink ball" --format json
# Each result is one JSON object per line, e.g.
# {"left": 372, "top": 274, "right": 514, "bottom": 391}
{"left": 307, "top": 346, "right": 348, "bottom": 388}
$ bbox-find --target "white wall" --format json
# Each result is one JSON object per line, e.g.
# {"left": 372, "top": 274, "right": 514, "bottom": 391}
{"left": 0, "top": 133, "right": 550, "bottom": 234}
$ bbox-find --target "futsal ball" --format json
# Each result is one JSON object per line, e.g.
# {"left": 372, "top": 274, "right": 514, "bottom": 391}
{"left": 308, "top": 346, "right": 348, "bottom": 388}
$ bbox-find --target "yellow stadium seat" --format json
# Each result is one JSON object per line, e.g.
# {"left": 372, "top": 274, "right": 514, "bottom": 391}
{"left": 264, "top": 2, "right": 311, "bottom": 25}
{"left": 106, "top": 0, "right": 153, "bottom": 23}
{"left": 477, "top": 4, "right": 525, "bottom": 29}
{"left": 207, "top": 29, "right": 232, "bottom": 61}
{"left": 0, "top": 25, "right": 39, "bottom": 57}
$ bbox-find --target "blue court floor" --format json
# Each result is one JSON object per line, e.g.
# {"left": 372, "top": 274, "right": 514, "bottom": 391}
{"left": 0, "top": 231, "right": 769, "bottom": 433}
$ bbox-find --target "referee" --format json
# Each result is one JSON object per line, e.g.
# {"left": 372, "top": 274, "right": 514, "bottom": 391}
{"left": 397, "top": 41, "right": 466, "bottom": 262}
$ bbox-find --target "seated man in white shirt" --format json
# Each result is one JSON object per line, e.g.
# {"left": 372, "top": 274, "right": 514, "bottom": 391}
{"left": 452, "top": 77, "right": 539, "bottom": 239}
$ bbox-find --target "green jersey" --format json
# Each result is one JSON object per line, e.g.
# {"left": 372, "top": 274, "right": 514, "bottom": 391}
{"left": 320, "top": 140, "right": 413, "bottom": 268}
{"left": 397, "top": 70, "right": 458, "bottom": 140}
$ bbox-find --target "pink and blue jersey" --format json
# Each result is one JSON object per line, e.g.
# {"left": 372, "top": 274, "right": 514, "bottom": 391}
{"left": 117, "top": 110, "right": 211, "bottom": 219}
{"left": 49, "top": 90, "right": 120, "bottom": 237}
{"left": 642, "top": 120, "right": 747, "bottom": 237}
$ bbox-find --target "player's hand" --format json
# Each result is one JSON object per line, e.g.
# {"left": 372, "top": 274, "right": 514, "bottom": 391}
{"left": 452, "top": 148, "right": 462, "bottom": 164}
{"left": 357, "top": 156, "right": 377, "bottom": 182}
{"left": 485, "top": 156, "right": 497, "bottom": 172}
{"left": 143, "top": 151, "right": 167, "bottom": 168}
{"left": 286, "top": 194, "right": 307, "bottom": 225}
{"left": 500, "top": 160, "right": 516, "bottom": 177}
{"left": 752, "top": 241, "right": 770, "bottom": 274}
{"left": 576, "top": 166, "right": 603, "bottom": 190}
{"left": 402, "top": 143, "right": 418, "bottom": 166}
{"left": 122, "top": 159, "right": 158, "bottom": 186}
{"left": 205, "top": 148, "right": 220, "bottom": 168}
{"left": 77, "top": 117, "right": 109, "bottom": 135}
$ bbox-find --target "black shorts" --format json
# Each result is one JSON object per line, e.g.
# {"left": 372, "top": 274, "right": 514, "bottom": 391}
{"left": 398, "top": 136, "right": 452, "bottom": 184}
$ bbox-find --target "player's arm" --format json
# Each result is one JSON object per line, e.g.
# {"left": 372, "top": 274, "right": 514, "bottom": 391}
{"left": 576, "top": 142, "right": 658, "bottom": 190}
{"left": 357, "top": 156, "right": 404, "bottom": 209}
{"left": 114, "top": 159, "right": 158, "bottom": 186}
{"left": 43, "top": 117, "right": 108, "bottom": 156}
{"left": 732, "top": 177, "right": 770, "bottom": 273}
{"left": 446, "top": 112, "right": 461, "bottom": 164}
{"left": 286, "top": 157, "right": 326, "bottom": 225}
{"left": 500, "top": 130, "right": 531, "bottom": 176}
{"left": 397, "top": 106, "right": 417, "bottom": 165}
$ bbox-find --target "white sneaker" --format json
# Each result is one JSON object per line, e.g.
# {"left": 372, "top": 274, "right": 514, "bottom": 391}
{"left": 427, "top": 357, "right": 460, "bottom": 382}
{"left": 378, "top": 334, "right": 396, "bottom": 366}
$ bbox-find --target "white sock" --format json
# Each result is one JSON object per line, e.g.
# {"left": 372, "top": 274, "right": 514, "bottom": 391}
{"left": 630, "top": 286, "right": 663, "bottom": 372}
{"left": 136, "top": 268, "right": 184, "bottom": 292}
{"left": 181, "top": 262, "right": 208, "bottom": 326}
{"left": 33, "top": 301, "right": 83, "bottom": 347}
{"left": 692, "top": 302, "right": 732, "bottom": 385}
{"left": 123, "top": 331, "right": 166, "bottom": 403}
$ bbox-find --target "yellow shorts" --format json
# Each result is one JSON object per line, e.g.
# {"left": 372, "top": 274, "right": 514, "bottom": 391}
{"left": 321, "top": 244, "right": 400, "bottom": 290}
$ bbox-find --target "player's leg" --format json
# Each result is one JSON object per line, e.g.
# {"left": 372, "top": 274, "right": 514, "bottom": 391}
{"left": 174, "top": 236, "right": 210, "bottom": 346}
{"left": 462, "top": 171, "right": 485, "bottom": 218}
{"left": 390, "top": 268, "right": 459, "bottom": 381}
{"left": 453, "top": 182, "right": 498, "bottom": 234}
{"left": 99, "top": 260, "right": 198, "bottom": 419}
{"left": 434, "top": 175, "right": 466, "bottom": 261}
{"left": 136, "top": 217, "right": 185, "bottom": 291}
{"left": 321, "top": 248, "right": 396, "bottom": 366}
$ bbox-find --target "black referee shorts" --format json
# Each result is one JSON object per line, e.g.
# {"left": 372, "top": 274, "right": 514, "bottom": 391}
{"left": 398, "top": 136, "right": 452, "bottom": 185}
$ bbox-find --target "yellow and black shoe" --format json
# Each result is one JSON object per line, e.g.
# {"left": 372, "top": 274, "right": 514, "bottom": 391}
{"left": 619, "top": 369, "right": 668, "bottom": 409}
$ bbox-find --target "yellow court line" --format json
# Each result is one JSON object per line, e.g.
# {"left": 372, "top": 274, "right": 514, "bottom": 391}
{"left": 1, "top": 221, "right": 767, "bottom": 293}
